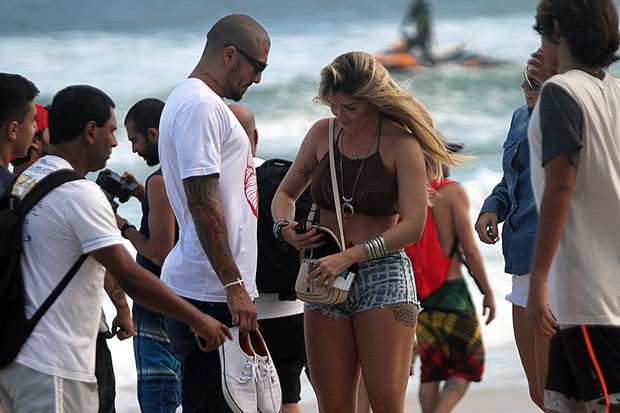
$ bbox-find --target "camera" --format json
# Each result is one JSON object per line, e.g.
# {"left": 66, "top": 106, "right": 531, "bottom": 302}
{"left": 95, "top": 169, "right": 137, "bottom": 206}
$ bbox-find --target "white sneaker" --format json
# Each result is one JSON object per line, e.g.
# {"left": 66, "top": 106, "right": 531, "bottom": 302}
{"left": 219, "top": 326, "right": 258, "bottom": 413}
{"left": 250, "top": 329, "right": 282, "bottom": 413}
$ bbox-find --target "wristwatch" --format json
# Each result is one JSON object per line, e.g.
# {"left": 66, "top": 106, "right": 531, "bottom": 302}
{"left": 272, "top": 218, "right": 291, "bottom": 240}
{"left": 120, "top": 222, "right": 136, "bottom": 239}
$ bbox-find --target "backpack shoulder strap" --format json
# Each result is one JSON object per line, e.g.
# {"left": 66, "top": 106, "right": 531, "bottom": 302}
{"left": 13, "top": 169, "right": 88, "bottom": 324}
{"left": 18, "top": 169, "right": 83, "bottom": 217}
{"left": 31, "top": 254, "right": 89, "bottom": 323}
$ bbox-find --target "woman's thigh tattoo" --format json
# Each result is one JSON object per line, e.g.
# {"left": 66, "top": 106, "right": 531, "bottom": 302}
{"left": 389, "top": 303, "right": 419, "bottom": 328}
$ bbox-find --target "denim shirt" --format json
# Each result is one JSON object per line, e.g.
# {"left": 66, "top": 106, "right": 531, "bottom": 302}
{"left": 479, "top": 105, "right": 538, "bottom": 275}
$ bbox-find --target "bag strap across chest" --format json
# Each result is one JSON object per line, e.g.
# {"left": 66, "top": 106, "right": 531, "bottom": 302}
{"left": 327, "top": 118, "right": 346, "bottom": 249}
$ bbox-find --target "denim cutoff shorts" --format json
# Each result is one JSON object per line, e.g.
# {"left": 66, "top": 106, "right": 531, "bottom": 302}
{"left": 305, "top": 249, "right": 419, "bottom": 320}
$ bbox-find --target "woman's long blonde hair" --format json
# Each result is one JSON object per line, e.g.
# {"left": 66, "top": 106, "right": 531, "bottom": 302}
{"left": 314, "top": 51, "right": 464, "bottom": 179}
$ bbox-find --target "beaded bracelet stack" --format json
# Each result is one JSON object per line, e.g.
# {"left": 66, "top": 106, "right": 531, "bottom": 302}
{"left": 363, "top": 235, "right": 389, "bottom": 260}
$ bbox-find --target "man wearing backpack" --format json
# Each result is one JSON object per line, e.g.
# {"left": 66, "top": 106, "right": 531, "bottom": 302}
{"left": 0, "top": 84, "right": 232, "bottom": 413}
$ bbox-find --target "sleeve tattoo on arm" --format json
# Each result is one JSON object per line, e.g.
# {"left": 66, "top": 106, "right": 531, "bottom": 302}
{"left": 184, "top": 176, "right": 239, "bottom": 282}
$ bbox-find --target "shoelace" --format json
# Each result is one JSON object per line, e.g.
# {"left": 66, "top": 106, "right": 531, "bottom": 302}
{"left": 239, "top": 358, "right": 258, "bottom": 383}
{"left": 257, "top": 358, "right": 279, "bottom": 413}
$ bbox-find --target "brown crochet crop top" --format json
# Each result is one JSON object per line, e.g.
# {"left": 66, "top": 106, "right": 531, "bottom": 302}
{"left": 311, "top": 126, "right": 399, "bottom": 216}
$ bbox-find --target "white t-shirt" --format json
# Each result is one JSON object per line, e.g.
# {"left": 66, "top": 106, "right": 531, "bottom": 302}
{"left": 12, "top": 155, "right": 124, "bottom": 382}
{"left": 159, "top": 78, "right": 258, "bottom": 302}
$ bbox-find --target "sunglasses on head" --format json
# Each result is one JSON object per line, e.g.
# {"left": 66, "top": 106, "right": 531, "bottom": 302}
{"left": 523, "top": 65, "right": 541, "bottom": 94}
{"left": 227, "top": 45, "right": 267, "bottom": 74}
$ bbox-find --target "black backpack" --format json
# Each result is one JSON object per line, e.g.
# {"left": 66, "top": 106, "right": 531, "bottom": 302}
{"left": 256, "top": 159, "right": 316, "bottom": 298}
{"left": 0, "top": 169, "right": 87, "bottom": 368}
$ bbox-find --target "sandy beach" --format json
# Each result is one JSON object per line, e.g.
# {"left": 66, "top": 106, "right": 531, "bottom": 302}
{"left": 114, "top": 340, "right": 541, "bottom": 413}
{"left": 298, "top": 376, "right": 540, "bottom": 413}
{"left": 117, "top": 373, "right": 540, "bottom": 413}
{"left": 298, "top": 382, "right": 540, "bottom": 413}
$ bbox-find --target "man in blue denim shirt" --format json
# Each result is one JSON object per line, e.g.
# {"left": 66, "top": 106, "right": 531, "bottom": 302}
{"left": 475, "top": 49, "right": 554, "bottom": 411}
{"left": 478, "top": 104, "right": 537, "bottom": 275}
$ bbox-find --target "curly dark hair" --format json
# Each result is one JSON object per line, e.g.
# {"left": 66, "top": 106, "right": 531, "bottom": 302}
{"left": 533, "top": 0, "right": 620, "bottom": 68}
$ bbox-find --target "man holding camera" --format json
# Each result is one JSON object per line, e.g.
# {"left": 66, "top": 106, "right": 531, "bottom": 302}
{"left": 111, "top": 98, "right": 182, "bottom": 413}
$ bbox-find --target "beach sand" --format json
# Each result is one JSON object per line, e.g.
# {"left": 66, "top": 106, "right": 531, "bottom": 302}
{"left": 117, "top": 374, "right": 540, "bottom": 413}
{"left": 296, "top": 363, "right": 542, "bottom": 413}
{"left": 108, "top": 290, "right": 539, "bottom": 413}
{"left": 298, "top": 381, "right": 540, "bottom": 413}
{"left": 115, "top": 342, "right": 542, "bottom": 413}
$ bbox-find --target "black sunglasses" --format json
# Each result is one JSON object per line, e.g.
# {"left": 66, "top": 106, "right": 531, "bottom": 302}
{"left": 228, "top": 45, "right": 267, "bottom": 74}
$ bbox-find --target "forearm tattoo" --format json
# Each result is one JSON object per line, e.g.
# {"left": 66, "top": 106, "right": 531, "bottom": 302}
{"left": 298, "top": 163, "right": 313, "bottom": 184}
{"left": 106, "top": 280, "right": 128, "bottom": 311}
{"left": 184, "top": 176, "right": 240, "bottom": 283}
{"left": 389, "top": 303, "right": 419, "bottom": 328}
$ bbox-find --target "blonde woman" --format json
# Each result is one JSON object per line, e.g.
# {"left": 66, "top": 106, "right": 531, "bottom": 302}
{"left": 272, "top": 51, "right": 459, "bottom": 413}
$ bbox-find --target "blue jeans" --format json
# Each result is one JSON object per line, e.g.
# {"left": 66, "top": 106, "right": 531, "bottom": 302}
{"left": 133, "top": 303, "right": 182, "bottom": 413}
{"left": 164, "top": 299, "right": 234, "bottom": 413}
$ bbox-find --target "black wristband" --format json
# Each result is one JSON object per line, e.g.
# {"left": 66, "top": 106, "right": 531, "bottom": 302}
{"left": 120, "top": 222, "right": 136, "bottom": 239}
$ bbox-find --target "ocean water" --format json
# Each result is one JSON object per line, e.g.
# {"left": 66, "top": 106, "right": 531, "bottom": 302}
{"left": 4, "top": 0, "right": 619, "bottom": 410}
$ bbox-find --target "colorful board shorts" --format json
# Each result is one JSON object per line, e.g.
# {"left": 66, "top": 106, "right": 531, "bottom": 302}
{"left": 133, "top": 303, "right": 182, "bottom": 413}
{"left": 416, "top": 279, "right": 484, "bottom": 383}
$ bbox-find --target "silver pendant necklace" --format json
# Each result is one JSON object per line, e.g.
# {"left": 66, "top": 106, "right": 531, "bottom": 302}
{"left": 339, "top": 116, "right": 382, "bottom": 218}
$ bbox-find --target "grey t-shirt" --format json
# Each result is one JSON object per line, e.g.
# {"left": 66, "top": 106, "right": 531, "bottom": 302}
{"left": 539, "top": 82, "right": 584, "bottom": 166}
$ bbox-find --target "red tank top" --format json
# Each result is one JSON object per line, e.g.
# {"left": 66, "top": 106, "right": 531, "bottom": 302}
{"left": 405, "top": 178, "right": 456, "bottom": 300}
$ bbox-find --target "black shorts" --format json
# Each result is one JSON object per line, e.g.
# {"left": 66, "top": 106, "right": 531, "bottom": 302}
{"left": 545, "top": 325, "right": 620, "bottom": 413}
{"left": 258, "top": 313, "right": 307, "bottom": 404}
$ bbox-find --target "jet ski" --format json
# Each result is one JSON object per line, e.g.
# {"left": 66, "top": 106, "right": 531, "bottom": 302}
{"left": 374, "top": 39, "right": 505, "bottom": 70}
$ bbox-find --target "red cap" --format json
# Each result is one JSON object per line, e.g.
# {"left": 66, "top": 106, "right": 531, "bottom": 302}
{"left": 35, "top": 104, "right": 48, "bottom": 134}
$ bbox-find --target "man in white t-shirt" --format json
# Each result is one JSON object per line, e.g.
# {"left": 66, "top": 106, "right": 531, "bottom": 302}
{"left": 158, "top": 14, "right": 270, "bottom": 412}
{"left": 0, "top": 85, "right": 232, "bottom": 413}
